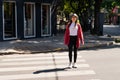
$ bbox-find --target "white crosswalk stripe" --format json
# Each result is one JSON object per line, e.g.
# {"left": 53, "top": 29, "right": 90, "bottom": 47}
{"left": 0, "top": 70, "right": 96, "bottom": 80}
{"left": 2, "top": 56, "right": 82, "bottom": 61}
{"left": 0, "top": 52, "right": 100, "bottom": 80}
{"left": 0, "top": 64, "right": 90, "bottom": 72}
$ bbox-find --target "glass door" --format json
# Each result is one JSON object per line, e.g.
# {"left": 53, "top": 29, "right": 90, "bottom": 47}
{"left": 3, "top": 2, "right": 17, "bottom": 39}
{"left": 24, "top": 3, "right": 35, "bottom": 38}
{"left": 41, "top": 4, "right": 51, "bottom": 36}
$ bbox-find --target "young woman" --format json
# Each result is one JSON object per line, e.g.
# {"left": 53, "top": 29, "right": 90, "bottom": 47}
{"left": 64, "top": 13, "right": 84, "bottom": 68}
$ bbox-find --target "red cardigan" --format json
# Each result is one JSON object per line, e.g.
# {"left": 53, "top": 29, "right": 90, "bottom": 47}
{"left": 64, "top": 23, "right": 84, "bottom": 48}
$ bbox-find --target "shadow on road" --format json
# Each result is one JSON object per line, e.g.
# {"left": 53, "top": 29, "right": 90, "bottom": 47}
{"left": 33, "top": 68, "right": 67, "bottom": 74}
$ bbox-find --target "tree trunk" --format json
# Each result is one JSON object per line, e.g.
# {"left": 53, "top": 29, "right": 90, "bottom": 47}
{"left": 93, "top": 0, "right": 101, "bottom": 35}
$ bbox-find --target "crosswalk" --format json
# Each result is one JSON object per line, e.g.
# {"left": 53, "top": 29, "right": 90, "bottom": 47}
{"left": 0, "top": 52, "right": 100, "bottom": 80}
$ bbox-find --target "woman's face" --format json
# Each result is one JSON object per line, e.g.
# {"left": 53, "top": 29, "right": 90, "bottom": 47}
{"left": 71, "top": 16, "right": 77, "bottom": 22}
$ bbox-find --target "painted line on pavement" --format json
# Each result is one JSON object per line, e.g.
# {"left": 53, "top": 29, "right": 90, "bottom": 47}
{"left": 0, "top": 63, "right": 90, "bottom": 72}
{"left": 0, "top": 70, "right": 96, "bottom": 80}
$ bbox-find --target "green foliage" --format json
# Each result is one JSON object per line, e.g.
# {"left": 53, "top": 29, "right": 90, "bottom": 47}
{"left": 60, "top": 0, "right": 95, "bottom": 16}
{"left": 63, "top": 0, "right": 74, "bottom": 14}
{"left": 101, "top": 0, "right": 120, "bottom": 13}
{"left": 58, "top": 0, "right": 95, "bottom": 31}
{"left": 115, "top": 38, "right": 120, "bottom": 43}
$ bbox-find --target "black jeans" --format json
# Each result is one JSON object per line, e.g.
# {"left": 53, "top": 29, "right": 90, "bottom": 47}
{"left": 68, "top": 36, "right": 77, "bottom": 63}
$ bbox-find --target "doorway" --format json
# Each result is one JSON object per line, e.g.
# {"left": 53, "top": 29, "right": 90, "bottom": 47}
{"left": 3, "top": 2, "right": 17, "bottom": 40}
{"left": 24, "top": 3, "right": 35, "bottom": 38}
{"left": 41, "top": 4, "right": 51, "bottom": 36}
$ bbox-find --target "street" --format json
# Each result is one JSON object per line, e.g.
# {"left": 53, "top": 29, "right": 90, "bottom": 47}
{"left": 0, "top": 25, "right": 120, "bottom": 80}
{"left": 80, "top": 43, "right": 120, "bottom": 80}
{"left": 103, "top": 25, "right": 120, "bottom": 36}
{"left": 0, "top": 43, "right": 120, "bottom": 80}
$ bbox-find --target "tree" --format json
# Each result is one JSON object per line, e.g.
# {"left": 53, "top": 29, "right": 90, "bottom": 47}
{"left": 93, "top": 0, "right": 102, "bottom": 35}
{"left": 57, "top": 0, "right": 120, "bottom": 34}
{"left": 101, "top": 0, "right": 120, "bottom": 24}
{"left": 51, "top": 0, "right": 63, "bottom": 35}
{"left": 68, "top": 0, "right": 95, "bottom": 31}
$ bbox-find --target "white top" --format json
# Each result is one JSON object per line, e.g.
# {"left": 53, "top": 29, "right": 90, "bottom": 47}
{"left": 69, "top": 22, "right": 78, "bottom": 36}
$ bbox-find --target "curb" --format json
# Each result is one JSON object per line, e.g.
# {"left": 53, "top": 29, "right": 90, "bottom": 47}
{"left": 0, "top": 41, "right": 114, "bottom": 55}
{"left": 34, "top": 41, "right": 114, "bottom": 53}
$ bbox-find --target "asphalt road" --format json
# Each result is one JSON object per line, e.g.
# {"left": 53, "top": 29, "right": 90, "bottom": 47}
{"left": 103, "top": 25, "right": 120, "bottom": 36}
{"left": 0, "top": 25, "right": 119, "bottom": 80}
{"left": 80, "top": 43, "right": 120, "bottom": 80}
{"left": 0, "top": 43, "right": 120, "bottom": 80}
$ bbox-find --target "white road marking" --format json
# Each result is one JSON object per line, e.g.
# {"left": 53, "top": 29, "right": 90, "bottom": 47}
{"left": 0, "top": 64, "right": 90, "bottom": 72}
{"left": 0, "top": 70, "right": 96, "bottom": 80}
{"left": 0, "top": 52, "right": 100, "bottom": 80}
{"left": 2, "top": 56, "right": 82, "bottom": 61}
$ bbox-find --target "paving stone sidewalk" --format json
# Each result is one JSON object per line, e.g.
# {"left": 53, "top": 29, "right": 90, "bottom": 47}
{"left": 0, "top": 32, "right": 114, "bottom": 55}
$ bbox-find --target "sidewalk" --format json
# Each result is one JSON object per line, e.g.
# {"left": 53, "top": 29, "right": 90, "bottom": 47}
{"left": 0, "top": 32, "right": 114, "bottom": 55}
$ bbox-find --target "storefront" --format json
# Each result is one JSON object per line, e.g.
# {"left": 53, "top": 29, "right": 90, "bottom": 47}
{"left": 0, "top": 0, "right": 53, "bottom": 41}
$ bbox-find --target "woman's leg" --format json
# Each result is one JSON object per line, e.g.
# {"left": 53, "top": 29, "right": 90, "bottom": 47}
{"left": 73, "top": 36, "right": 77, "bottom": 68}
{"left": 73, "top": 46, "right": 77, "bottom": 68}
{"left": 68, "top": 43, "right": 73, "bottom": 68}
{"left": 74, "top": 45, "right": 77, "bottom": 63}
{"left": 68, "top": 43, "right": 72, "bottom": 63}
{"left": 72, "top": 36, "right": 77, "bottom": 63}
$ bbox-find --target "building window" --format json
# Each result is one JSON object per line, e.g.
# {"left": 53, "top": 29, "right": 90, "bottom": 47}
{"left": 3, "top": 2, "right": 17, "bottom": 39}
{"left": 41, "top": 4, "right": 51, "bottom": 36}
{"left": 24, "top": 3, "right": 35, "bottom": 37}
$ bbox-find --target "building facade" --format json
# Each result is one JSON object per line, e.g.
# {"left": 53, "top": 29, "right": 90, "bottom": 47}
{"left": 0, "top": 0, "right": 55, "bottom": 41}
